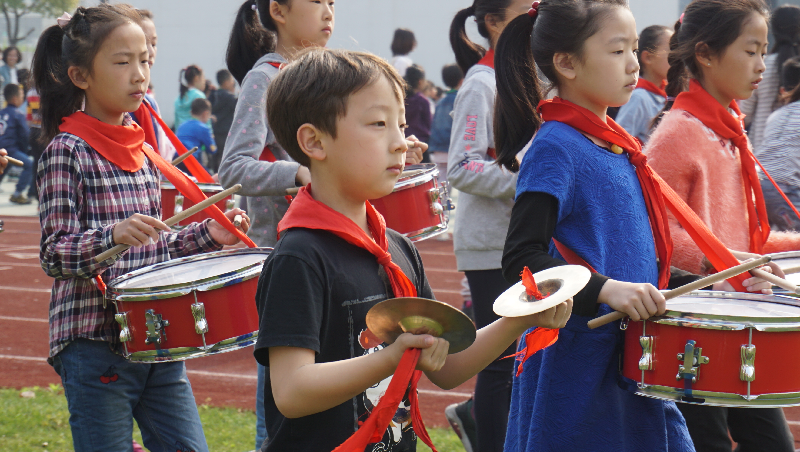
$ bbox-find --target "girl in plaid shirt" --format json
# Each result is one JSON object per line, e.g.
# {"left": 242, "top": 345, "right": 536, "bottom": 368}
{"left": 32, "top": 5, "right": 249, "bottom": 452}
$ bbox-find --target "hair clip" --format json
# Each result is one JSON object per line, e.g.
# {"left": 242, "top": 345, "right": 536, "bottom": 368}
{"left": 679, "top": 12, "right": 684, "bottom": 24}
{"left": 528, "top": 1, "right": 540, "bottom": 19}
{"left": 57, "top": 11, "right": 72, "bottom": 29}
{"left": 251, "top": 2, "right": 257, "bottom": 11}
{"left": 666, "top": 96, "right": 676, "bottom": 101}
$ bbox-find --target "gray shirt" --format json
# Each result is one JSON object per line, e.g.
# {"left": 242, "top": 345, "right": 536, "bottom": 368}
{"left": 218, "top": 53, "right": 301, "bottom": 248}
{"left": 616, "top": 88, "right": 665, "bottom": 144}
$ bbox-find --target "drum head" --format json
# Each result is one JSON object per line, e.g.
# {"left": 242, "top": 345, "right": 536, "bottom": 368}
{"left": 768, "top": 251, "right": 800, "bottom": 286}
{"left": 109, "top": 248, "right": 271, "bottom": 293}
{"left": 663, "top": 292, "right": 800, "bottom": 323}
{"left": 394, "top": 164, "right": 437, "bottom": 191}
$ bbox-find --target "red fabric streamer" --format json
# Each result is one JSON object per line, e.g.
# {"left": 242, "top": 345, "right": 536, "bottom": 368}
{"left": 279, "top": 186, "right": 436, "bottom": 452}
{"left": 672, "top": 79, "right": 770, "bottom": 254}
{"left": 477, "top": 49, "right": 495, "bottom": 69}
{"left": 538, "top": 97, "right": 748, "bottom": 292}
{"left": 508, "top": 328, "right": 559, "bottom": 377}
{"left": 520, "top": 266, "right": 545, "bottom": 300}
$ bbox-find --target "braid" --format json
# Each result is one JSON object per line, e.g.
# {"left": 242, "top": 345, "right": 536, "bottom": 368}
{"left": 651, "top": 20, "right": 685, "bottom": 129}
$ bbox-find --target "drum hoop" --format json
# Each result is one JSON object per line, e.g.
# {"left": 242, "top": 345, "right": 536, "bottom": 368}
{"left": 392, "top": 163, "right": 438, "bottom": 193}
{"left": 654, "top": 291, "right": 800, "bottom": 329}
{"left": 160, "top": 181, "right": 227, "bottom": 193}
{"left": 767, "top": 251, "right": 800, "bottom": 261}
{"left": 620, "top": 375, "right": 800, "bottom": 407}
{"left": 107, "top": 248, "right": 272, "bottom": 297}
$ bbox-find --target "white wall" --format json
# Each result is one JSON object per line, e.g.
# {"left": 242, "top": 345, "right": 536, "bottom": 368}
{"left": 80, "top": 0, "right": 683, "bottom": 126}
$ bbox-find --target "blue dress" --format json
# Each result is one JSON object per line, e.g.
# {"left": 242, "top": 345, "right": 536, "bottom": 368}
{"left": 504, "top": 121, "right": 694, "bottom": 452}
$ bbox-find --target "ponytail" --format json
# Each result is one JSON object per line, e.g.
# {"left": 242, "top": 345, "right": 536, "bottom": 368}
{"left": 651, "top": 20, "right": 686, "bottom": 129}
{"left": 179, "top": 65, "right": 202, "bottom": 99}
{"left": 494, "top": 14, "right": 540, "bottom": 172}
{"left": 32, "top": 4, "right": 142, "bottom": 143}
{"left": 226, "top": 0, "right": 289, "bottom": 84}
{"left": 449, "top": 6, "right": 484, "bottom": 74}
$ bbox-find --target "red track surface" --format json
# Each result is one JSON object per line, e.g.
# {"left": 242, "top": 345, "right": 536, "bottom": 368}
{"left": 3, "top": 215, "right": 800, "bottom": 449}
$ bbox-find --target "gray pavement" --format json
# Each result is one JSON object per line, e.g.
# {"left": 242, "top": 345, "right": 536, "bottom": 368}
{"left": 0, "top": 172, "right": 38, "bottom": 217}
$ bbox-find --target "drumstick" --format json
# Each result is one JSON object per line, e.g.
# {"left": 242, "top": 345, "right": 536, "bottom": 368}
{"left": 781, "top": 264, "right": 800, "bottom": 275}
{"left": 233, "top": 214, "right": 243, "bottom": 227}
{"left": 286, "top": 187, "right": 300, "bottom": 196}
{"left": 95, "top": 184, "right": 242, "bottom": 262}
{"left": 750, "top": 267, "right": 800, "bottom": 295}
{"left": 171, "top": 147, "right": 199, "bottom": 166}
{"left": 587, "top": 256, "right": 771, "bottom": 329}
{"left": 4, "top": 155, "right": 24, "bottom": 166}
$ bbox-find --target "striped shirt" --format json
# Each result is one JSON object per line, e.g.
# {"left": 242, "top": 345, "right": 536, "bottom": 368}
{"left": 38, "top": 116, "right": 223, "bottom": 358}
{"left": 758, "top": 101, "right": 800, "bottom": 188}
{"left": 740, "top": 54, "right": 781, "bottom": 150}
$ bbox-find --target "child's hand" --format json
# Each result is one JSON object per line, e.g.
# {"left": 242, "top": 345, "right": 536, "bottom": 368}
{"left": 295, "top": 166, "right": 311, "bottom": 186}
{"left": 405, "top": 135, "right": 427, "bottom": 165}
{"left": 208, "top": 208, "right": 250, "bottom": 245}
{"left": 712, "top": 260, "right": 780, "bottom": 294}
{"left": 598, "top": 279, "right": 666, "bottom": 321}
{"left": 516, "top": 299, "right": 572, "bottom": 330}
{"left": 113, "top": 213, "right": 170, "bottom": 247}
{"left": 0, "top": 148, "right": 7, "bottom": 175}
{"left": 391, "top": 333, "right": 449, "bottom": 373}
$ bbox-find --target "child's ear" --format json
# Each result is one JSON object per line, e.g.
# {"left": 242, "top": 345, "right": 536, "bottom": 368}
{"left": 694, "top": 42, "right": 713, "bottom": 68}
{"left": 297, "top": 124, "right": 327, "bottom": 162}
{"left": 67, "top": 66, "right": 90, "bottom": 90}
{"left": 553, "top": 53, "right": 577, "bottom": 81}
{"left": 270, "top": 0, "right": 288, "bottom": 26}
{"left": 641, "top": 50, "right": 654, "bottom": 68}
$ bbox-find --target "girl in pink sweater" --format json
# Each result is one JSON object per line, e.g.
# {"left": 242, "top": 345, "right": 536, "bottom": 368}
{"left": 645, "top": 1, "right": 798, "bottom": 451}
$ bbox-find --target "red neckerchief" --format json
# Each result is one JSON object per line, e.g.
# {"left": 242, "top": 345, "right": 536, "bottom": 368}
{"left": 59, "top": 111, "right": 256, "bottom": 248}
{"left": 277, "top": 186, "right": 437, "bottom": 452}
{"left": 537, "top": 97, "right": 748, "bottom": 291}
{"left": 477, "top": 49, "right": 494, "bottom": 69}
{"left": 672, "top": 79, "right": 770, "bottom": 253}
{"left": 134, "top": 101, "right": 214, "bottom": 184}
{"left": 60, "top": 112, "right": 145, "bottom": 172}
{"left": 636, "top": 78, "right": 667, "bottom": 98}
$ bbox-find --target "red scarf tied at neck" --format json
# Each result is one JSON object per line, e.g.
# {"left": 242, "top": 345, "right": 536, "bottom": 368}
{"left": 636, "top": 78, "right": 667, "bottom": 98}
{"left": 277, "top": 186, "right": 437, "bottom": 452}
{"left": 59, "top": 111, "right": 255, "bottom": 249}
{"left": 672, "top": 79, "right": 770, "bottom": 254}
{"left": 537, "top": 97, "right": 748, "bottom": 292}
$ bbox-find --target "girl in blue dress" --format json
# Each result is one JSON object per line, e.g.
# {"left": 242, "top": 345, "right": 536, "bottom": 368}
{"left": 492, "top": 0, "right": 772, "bottom": 450}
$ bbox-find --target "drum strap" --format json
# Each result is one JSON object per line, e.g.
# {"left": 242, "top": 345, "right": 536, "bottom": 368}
{"left": 259, "top": 146, "right": 294, "bottom": 205}
{"left": 753, "top": 155, "right": 800, "bottom": 224}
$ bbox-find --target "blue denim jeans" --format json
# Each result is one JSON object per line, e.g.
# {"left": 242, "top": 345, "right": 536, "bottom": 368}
{"left": 52, "top": 339, "right": 208, "bottom": 452}
{"left": 0, "top": 148, "right": 33, "bottom": 194}
{"left": 256, "top": 363, "right": 268, "bottom": 450}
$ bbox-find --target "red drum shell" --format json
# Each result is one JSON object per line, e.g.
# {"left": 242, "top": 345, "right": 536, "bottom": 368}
{"left": 621, "top": 292, "right": 800, "bottom": 406}
{"left": 369, "top": 164, "right": 447, "bottom": 242}
{"left": 160, "top": 182, "right": 234, "bottom": 226}
{"left": 107, "top": 248, "right": 270, "bottom": 362}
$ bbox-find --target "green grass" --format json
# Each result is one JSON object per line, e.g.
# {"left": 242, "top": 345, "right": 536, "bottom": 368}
{"left": 0, "top": 386, "right": 464, "bottom": 451}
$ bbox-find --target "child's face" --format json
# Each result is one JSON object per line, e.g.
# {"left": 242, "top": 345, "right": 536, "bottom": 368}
{"left": 645, "top": 31, "right": 673, "bottom": 81}
{"left": 141, "top": 18, "right": 158, "bottom": 67}
{"left": 80, "top": 22, "right": 149, "bottom": 123}
{"left": 700, "top": 13, "right": 768, "bottom": 103}
{"left": 568, "top": 7, "right": 640, "bottom": 111}
{"left": 198, "top": 110, "right": 211, "bottom": 123}
{"left": 6, "top": 93, "right": 22, "bottom": 107}
{"left": 320, "top": 76, "right": 408, "bottom": 201}
{"left": 280, "top": 0, "right": 335, "bottom": 48}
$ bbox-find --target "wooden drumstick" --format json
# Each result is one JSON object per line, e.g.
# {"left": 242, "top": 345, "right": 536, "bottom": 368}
{"left": 749, "top": 268, "right": 800, "bottom": 295}
{"left": 587, "top": 256, "right": 771, "bottom": 329}
{"left": 4, "top": 155, "right": 24, "bottom": 166}
{"left": 171, "top": 147, "right": 199, "bottom": 166}
{"left": 286, "top": 187, "right": 300, "bottom": 196}
{"left": 95, "top": 184, "right": 242, "bottom": 262}
{"left": 233, "top": 214, "right": 243, "bottom": 227}
{"left": 781, "top": 264, "right": 800, "bottom": 276}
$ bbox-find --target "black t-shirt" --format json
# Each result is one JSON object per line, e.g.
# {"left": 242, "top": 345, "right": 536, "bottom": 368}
{"left": 254, "top": 227, "right": 434, "bottom": 452}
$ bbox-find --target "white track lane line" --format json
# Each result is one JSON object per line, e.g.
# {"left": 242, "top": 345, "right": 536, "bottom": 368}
{"left": 0, "top": 354, "right": 472, "bottom": 398}
{"left": 0, "top": 285, "right": 50, "bottom": 293}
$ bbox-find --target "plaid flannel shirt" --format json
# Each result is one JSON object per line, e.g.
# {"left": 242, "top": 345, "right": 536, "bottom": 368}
{"left": 39, "top": 117, "right": 223, "bottom": 358}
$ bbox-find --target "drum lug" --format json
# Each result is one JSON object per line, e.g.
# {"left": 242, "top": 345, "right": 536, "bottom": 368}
{"left": 144, "top": 309, "right": 169, "bottom": 345}
{"left": 440, "top": 181, "right": 455, "bottom": 212}
{"left": 676, "top": 340, "right": 709, "bottom": 383}
{"left": 428, "top": 187, "right": 440, "bottom": 203}
{"left": 619, "top": 317, "right": 630, "bottom": 330}
{"left": 173, "top": 194, "right": 185, "bottom": 216}
{"left": 191, "top": 302, "right": 209, "bottom": 335}
{"left": 431, "top": 202, "right": 444, "bottom": 216}
{"left": 115, "top": 312, "right": 133, "bottom": 343}
{"left": 740, "top": 344, "right": 756, "bottom": 382}
{"left": 226, "top": 198, "right": 235, "bottom": 211}
{"left": 638, "top": 336, "right": 654, "bottom": 371}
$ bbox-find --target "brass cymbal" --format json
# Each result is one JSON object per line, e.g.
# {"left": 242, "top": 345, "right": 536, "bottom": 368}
{"left": 366, "top": 297, "right": 477, "bottom": 354}
{"left": 494, "top": 265, "right": 591, "bottom": 317}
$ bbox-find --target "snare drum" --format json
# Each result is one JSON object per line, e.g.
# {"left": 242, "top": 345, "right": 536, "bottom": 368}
{"left": 768, "top": 251, "right": 800, "bottom": 290}
{"left": 107, "top": 248, "right": 270, "bottom": 362}
{"left": 161, "top": 182, "right": 235, "bottom": 227}
{"left": 369, "top": 164, "right": 453, "bottom": 242}
{"left": 621, "top": 291, "right": 800, "bottom": 407}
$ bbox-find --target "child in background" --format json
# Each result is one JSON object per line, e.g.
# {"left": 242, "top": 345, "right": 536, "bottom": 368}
{"left": 257, "top": 46, "right": 571, "bottom": 452}
{"left": 646, "top": 2, "right": 799, "bottom": 448}
{"left": 390, "top": 28, "right": 416, "bottom": 77}
{"left": 444, "top": 1, "right": 530, "bottom": 450}
{"left": 209, "top": 69, "right": 237, "bottom": 173}
{"left": 616, "top": 24, "right": 672, "bottom": 143}
{"left": 429, "top": 63, "right": 464, "bottom": 183}
{"left": 176, "top": 98, "right": 217, "bottom": 172}
{"left": 174, "top": 64, "right": 206, "bottom": 130}
{"left": 759, "top": 57, "right": 800, "bottom": 231}
{"left": 0, "top": 83, "right": 32, "bottom": 204}
{"left": 26, "top": 84, "right": 43, "bottom": 201}
{"left": 32, "top": 5, "right": 249, "bottom": 451}
{"left": 404, "top": 64, "right": 431, "bottom": 161}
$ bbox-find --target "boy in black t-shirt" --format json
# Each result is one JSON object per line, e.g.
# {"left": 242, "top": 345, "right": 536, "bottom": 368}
{"left": 254, "top": 48, "right": 573, "bottom": 452}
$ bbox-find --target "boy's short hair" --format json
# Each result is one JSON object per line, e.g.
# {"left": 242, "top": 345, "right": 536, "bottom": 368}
{"left": 267, "top": 48, "right": 406, "bottom": 167}
{"left": 3, "top": 83, "right": 21, "bottom": 101}
{"left": 217, "top": 69, "right": 233, "bottom": 86}
{"left": 190, "top": 98, "right": 211, "bottom": 116}
{"left": 441, "top": 63, "right": 464, "bottom": 90}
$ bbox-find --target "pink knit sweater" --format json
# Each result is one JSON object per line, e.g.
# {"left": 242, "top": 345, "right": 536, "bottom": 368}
{"left": 645, "top": 109, "right": 800, "bottom": 274}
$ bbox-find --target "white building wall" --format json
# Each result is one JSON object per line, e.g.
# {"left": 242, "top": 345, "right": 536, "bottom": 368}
{"left": 81, "top": 0, "right": 682, "bottom": 126}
